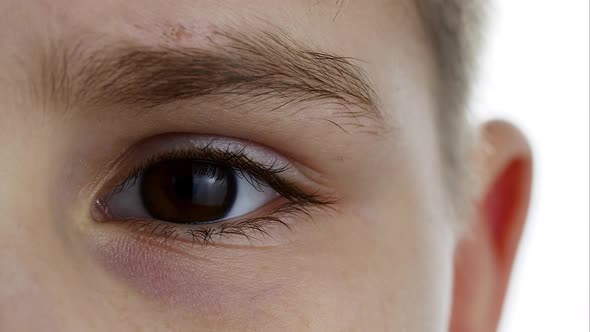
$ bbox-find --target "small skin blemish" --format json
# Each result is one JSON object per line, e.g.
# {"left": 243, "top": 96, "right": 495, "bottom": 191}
{"left": 161, "top": 23, "right": 193, "bottom": 43}
{"left": 130, "top": 21, "right": 217, "bottom": 47}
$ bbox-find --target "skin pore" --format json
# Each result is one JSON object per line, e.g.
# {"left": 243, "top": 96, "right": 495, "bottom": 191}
{"left": 0, "top": 1, "right": 532, "bottom": 331}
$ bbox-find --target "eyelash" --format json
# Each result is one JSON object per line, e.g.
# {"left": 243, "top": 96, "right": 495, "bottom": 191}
{"left": 96, "top": 144, "right": 334, "bottom": 246}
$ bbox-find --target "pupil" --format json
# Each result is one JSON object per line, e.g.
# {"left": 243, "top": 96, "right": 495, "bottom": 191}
{"left": 140, "top": 160, "right": 237, "bottom": 223}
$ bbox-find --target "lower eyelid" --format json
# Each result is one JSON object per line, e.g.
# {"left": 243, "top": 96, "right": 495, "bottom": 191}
{"left": 104, "top": 200, "right": 310, "bottom": 248}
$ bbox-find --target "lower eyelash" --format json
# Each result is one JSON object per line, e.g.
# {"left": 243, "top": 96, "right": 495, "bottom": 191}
{"left": 118, "top": 201, "right": 323, "bottom": 247}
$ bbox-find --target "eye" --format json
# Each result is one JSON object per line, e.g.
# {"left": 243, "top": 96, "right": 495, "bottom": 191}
{"left": 104, "top": 159, "right": 278, "bottom": 224}
{"left": 92, "top": 136, "right": 335, "bottom": 246}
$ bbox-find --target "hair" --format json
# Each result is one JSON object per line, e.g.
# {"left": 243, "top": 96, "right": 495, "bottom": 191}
{"left": 416, "top": 0, "right": 489, "bottom": 220}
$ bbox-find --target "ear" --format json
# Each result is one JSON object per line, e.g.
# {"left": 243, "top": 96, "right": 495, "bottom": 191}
{"left": 450, "top": 120, "right": 533, "bottom": 332}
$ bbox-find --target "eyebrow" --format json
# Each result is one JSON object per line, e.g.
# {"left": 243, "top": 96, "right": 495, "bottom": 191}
{"left": 38, "top": 28, "right": 381, "bottom": 125}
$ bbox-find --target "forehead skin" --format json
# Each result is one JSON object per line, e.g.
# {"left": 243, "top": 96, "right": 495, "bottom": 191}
{"left": 0, "top": 1, "right": 457, "bottom": 331}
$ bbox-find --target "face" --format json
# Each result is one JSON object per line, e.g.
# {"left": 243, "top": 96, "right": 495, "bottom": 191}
{"left": 0, "top": 1, "right": 532, "bottom": 331}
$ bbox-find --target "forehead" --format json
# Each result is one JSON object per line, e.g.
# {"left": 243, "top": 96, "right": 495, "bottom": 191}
{"left": 6, "top": 0, "right": 412, "bottom": 36}
{"left": 0, "top": 0, "right": 436, "bottom": 114}
{"left": 3, "top": 0, "right": 414, "bottom": 48}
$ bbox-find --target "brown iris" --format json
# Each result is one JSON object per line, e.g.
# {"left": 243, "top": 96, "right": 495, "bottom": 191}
{"left": 140, "top": 160, "right": 237, "bottom": 223}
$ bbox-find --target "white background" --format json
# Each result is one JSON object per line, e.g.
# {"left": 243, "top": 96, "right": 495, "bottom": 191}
{"left": 474, "top": 1, "right": 589, "bottom": 331}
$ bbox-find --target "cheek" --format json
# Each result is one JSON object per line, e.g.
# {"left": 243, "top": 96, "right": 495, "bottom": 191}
{"left": 343, "top": 179, "right": 456, "bottom": 329}
{"left": 84, "top": 205, "right": 455, "bottom": 331}
{"left": 85, "top": 229, "right": 341, "bottom": 330}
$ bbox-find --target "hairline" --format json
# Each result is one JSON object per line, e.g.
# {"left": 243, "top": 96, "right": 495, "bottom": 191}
{"left": 416, "top": 0, "right": 488, "bottom": 221}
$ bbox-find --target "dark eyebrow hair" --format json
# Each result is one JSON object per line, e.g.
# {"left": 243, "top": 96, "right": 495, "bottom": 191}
{"left": 39, "top": 28, "right": 381, "bottom": 124}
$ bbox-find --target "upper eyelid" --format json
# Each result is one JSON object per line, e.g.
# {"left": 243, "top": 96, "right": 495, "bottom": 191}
{"left": 132, "top": 135, "right": 292, "bottom": 170}
{"left": 109, "top": 149, "right": 287, "bottom": 197}
{"left": 88, "top": 134, "right": 336, "bottom": 204}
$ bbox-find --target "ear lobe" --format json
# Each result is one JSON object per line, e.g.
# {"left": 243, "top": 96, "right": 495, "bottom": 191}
{"left": 450, "top": 120, "right": 533, "bottom": 332}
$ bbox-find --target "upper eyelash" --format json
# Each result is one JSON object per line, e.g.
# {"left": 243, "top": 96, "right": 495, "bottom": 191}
{"left": 111, "top": 145, "right": 282, "bottom": 192}
{"left": 98, "top": 144, "right": 336, "bottom": 246}
{"left": 110, "top": 144, "right": 328, "bottom": 205}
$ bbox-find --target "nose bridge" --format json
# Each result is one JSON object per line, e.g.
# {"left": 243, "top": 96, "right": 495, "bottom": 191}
{"left": 0, "top": 144, "right": 70, "bottom": 330}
